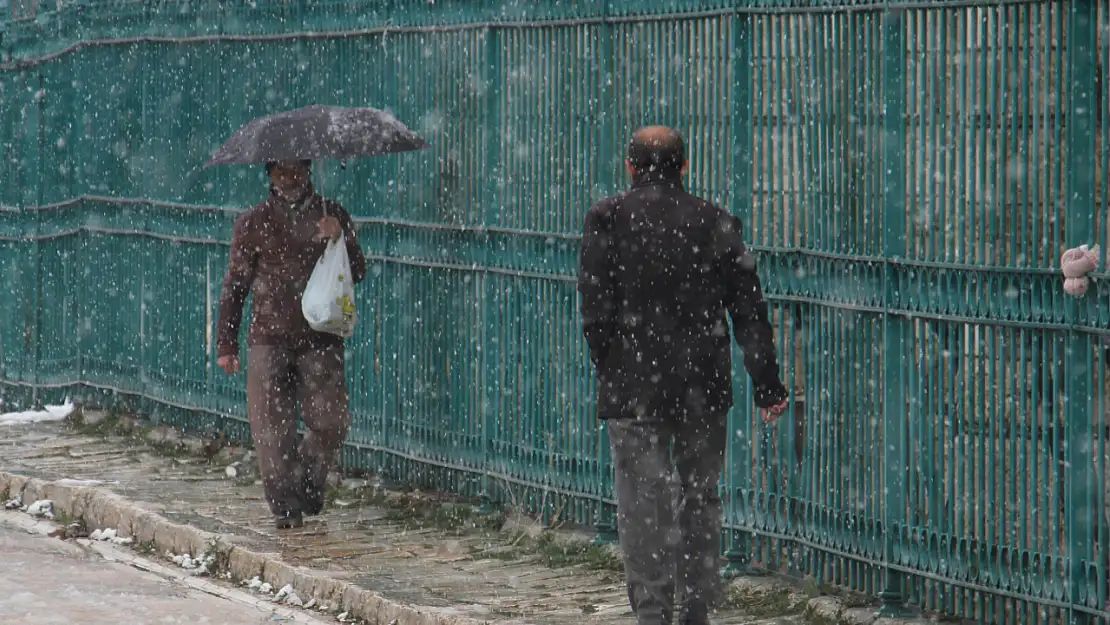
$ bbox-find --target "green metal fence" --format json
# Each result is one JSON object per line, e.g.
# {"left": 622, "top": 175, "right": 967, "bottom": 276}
{"left": 2, "top": 0, "right": 1109, "bottom": 622}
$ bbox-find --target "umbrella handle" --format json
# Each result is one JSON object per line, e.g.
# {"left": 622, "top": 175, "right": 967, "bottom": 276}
{"left": 313, "top": 160, "right": 328, "bottom": 218}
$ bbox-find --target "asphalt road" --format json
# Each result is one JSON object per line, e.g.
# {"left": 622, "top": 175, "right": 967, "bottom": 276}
{"left": 0, "top": 514, "right": 328, "bottom": 625}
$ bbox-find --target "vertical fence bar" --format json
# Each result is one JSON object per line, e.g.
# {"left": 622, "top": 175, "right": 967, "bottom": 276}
{"left": 722, "top": 6, "right": 758, "bottom": 579}
{"left": 1066, "top": 1, "right": 1097, "bottom": 623}
{"left": 477, "top": 24, "right": 500, "bottom": 515}
{"left": 592, "top": 5, "right": 619, "bottom": 545}
{"left": 877, "top": 5, "right": 912, "bottom": 618}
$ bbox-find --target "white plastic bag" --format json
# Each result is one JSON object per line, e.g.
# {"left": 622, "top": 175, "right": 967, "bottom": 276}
{"left": 302, "top": 234, "right": 358, "bottom": 338}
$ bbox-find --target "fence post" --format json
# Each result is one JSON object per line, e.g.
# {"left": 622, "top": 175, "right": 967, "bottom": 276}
{"left": 30, "top": 71, "right": 44, "bottom": 408}
{"left": 1065, "top": 2, "right": 1097, "bottom": 622}
{"left": 721, "top": 7, "right": 760, "bottom": 579}
{"left": 877, "top": 5, "right": 912, "bottom": 618}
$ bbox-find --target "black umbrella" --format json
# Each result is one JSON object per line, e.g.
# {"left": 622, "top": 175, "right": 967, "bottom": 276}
{"left": 204, "top": 104, "right": 429, "bottom": 167}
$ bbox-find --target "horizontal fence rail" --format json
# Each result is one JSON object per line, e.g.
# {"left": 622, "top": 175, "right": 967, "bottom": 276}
{"left": 2, "top": 1, "right": 1109, "bottom": 623}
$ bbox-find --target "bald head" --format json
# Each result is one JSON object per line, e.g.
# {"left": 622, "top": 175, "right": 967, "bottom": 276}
{"left": 627, "top": 126, "right": 687, "bottom": 177}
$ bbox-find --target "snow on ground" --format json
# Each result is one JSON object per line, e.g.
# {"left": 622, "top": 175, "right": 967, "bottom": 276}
{"left": 0, "top": 399, "right": 74, "bottom": 425}
{"left": 89, "top": 528, "right": 134, "bottom": 545}
{"left": 23, "top": 499, "right": 54, "bottom": 519}
{"left": 241, "top": 576, "right": 318, "bottom": 608}
{"left": 164, "top": 549, "right": 216, "bottom": 576}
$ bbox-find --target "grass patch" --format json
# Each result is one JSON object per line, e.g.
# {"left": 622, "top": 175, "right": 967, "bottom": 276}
{"left": 834, "top": 591, "right": 873, "bottom": 609}
{"left": 72, "top": 413, "right": 128, "bottom": 438}
{"left": 51, "top": 509, "right": 75, "bottom": 526}
{"left": 69, "top": 412, "right": 142, "bottom": 437}
{"left": 202, "top": 542, "right": 228, "bottom": 576}
{"left": 721, "top": 584, "right": 807, "bottom": 617}
{"left": 380, "top": 500, "right": 506, "bottom": 535}
{"left": 135, "top": 540, "right": 158, "bottom": 556}
{"left": 70, "top": 412, "right": 196, "bottom": 460}
{"left": 527, "top": 532, "right": 623, "bottom": 571}
{"left": 318, "top": 481, "right": 506, "bottom": 535}
{"left": 147, "top": 439, "right": 190, "bottom": 458}
{"left": 476, "top": 546, "right": 523, "bottom": 561}
{"left": 47, "top": 514, "right": 89, "bottom": 540}
{"left": 469, "top": 530, "right": 624, "bottom": 573}
{"left": 804, "top": 580, "right": 874, "bottom": 609}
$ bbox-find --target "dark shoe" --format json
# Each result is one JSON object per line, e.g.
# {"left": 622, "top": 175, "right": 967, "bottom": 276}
{"left": 275, "top": 511, "right": 304, "bottom": 530}
{"left": 679, "top": 602, "right": 710, "bottom": 625}
{"left": 635, "top": 607, "right": 673, "bottom": 625}
{"left": 304, "top": 492, "right": 324, "bottom": 516}
{"left": 303, "top": 479, "right": 325, "bottom": 517}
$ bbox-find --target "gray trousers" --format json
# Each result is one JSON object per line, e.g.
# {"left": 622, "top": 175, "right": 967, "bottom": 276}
{"left": 247, "top": 343, "right": 351, "bottom": 516}
{"left": 608, "top": 409, "right": 727, "bottom": 625}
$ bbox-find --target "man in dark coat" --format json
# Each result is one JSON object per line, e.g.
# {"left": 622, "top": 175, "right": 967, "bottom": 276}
{"left": 217, "top": 159, "right": 367, "bottom": 530}
{"left": 578, "top": 127, "right": 789, "bottom": 625}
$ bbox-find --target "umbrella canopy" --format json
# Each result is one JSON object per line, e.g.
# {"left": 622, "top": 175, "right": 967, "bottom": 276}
{"left": 204, "top": 104, "right": 429, "bottom": 167}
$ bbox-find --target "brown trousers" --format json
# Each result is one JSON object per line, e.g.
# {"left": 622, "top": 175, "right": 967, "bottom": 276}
{"left": 247, "top": 343, "right": 351, "bottom": 516}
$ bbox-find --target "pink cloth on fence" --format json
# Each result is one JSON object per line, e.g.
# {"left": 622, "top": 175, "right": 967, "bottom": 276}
{"left": 1061, "top": 244, "right": 1100, "bottom": 297}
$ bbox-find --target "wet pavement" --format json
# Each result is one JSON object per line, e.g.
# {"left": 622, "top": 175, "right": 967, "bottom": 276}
{"left": 0, "top": 518, "right": 330, "bottom": 624}
{"left": 0, "top": 421, "right": 804, "bottom": 624}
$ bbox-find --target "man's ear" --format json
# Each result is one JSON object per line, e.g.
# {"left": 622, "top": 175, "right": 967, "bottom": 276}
{"left": 625, "top": 159, "right": 638, "bottom": 178}
{"left": 681, "top": 160, "right": 690, "bottom": 176}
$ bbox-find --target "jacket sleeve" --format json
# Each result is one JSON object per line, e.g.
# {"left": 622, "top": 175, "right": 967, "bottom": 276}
{"left": 216, "top": 214, "right": 258, "bottom": 359}
{"left": 578, "top": 200, "right": 617, "bottom": 369}
{"left": 333, "top": 202, "right": 367, "bottom": 284}
{"left": 712, "top": 212, "right": 788, "bottom": 408}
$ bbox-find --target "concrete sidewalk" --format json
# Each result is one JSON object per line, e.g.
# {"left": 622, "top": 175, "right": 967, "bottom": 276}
{"left": 0, "top": 511, "right": 334, "bottom": 625}
{"left": 0, "top": 419, "right": 874, "bottom": 625}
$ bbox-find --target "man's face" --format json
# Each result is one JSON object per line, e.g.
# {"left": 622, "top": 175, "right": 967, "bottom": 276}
{"left": 269, "top": 162, "right": 311, "bottom": 201}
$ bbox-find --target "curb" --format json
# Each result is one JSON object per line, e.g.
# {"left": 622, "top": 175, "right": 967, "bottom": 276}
{"left": 0, "top": 471, "right": 492, "bottom": 625}
{"left": 0, "top": 508, "right": 335, "bottom": 625}
{"left": 0, "top": 471, "right": 932, "bottom": 625}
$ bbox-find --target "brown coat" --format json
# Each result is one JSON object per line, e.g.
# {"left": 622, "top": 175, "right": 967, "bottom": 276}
{"left": 217, "top": 188, "right": 367, "bottom": 358}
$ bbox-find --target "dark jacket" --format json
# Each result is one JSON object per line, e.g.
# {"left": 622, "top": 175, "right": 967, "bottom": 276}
{"left": 577, "top": 176, "right": 787, "bottom": 420}
{"left": 217, "top": 187, "right": 367, "bottom": 358}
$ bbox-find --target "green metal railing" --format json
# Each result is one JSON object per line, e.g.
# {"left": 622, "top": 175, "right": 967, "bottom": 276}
{"left": 2, "top": 1, "right": 1108, "bottom": 622}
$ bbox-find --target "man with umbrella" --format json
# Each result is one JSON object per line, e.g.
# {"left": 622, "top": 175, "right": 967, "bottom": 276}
{"left": 209, "top": 105, "right": 427, "bottom": 529}
{"left": 216, "top": 158, "right": 366, "bottom": 529}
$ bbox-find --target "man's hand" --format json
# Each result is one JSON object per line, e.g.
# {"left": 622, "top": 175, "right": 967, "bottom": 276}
{"left": 217, "top": 354, "right": 240, "bottom": 376}
{"left": 317, "top": 216, "right": 342, "bottom": 242}
{"left": 760, "top": 399, "right": 789, "bottom": 425}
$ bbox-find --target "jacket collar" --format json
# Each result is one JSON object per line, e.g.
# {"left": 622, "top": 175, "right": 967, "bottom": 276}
{"left": 630, "top": 171, "right": 685, "bottom": 191}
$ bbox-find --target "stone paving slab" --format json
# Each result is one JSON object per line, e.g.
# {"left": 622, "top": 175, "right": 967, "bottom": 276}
{"left": 0, "top": 420, "right": 843, "bottom": 625}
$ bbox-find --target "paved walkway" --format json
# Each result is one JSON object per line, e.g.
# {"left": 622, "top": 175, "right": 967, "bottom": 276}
{"left": 0, "top": 513, "right": 331, "bottom": 625}
{"left": 0, "top": 420, "right": 805, "bottom": 625}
